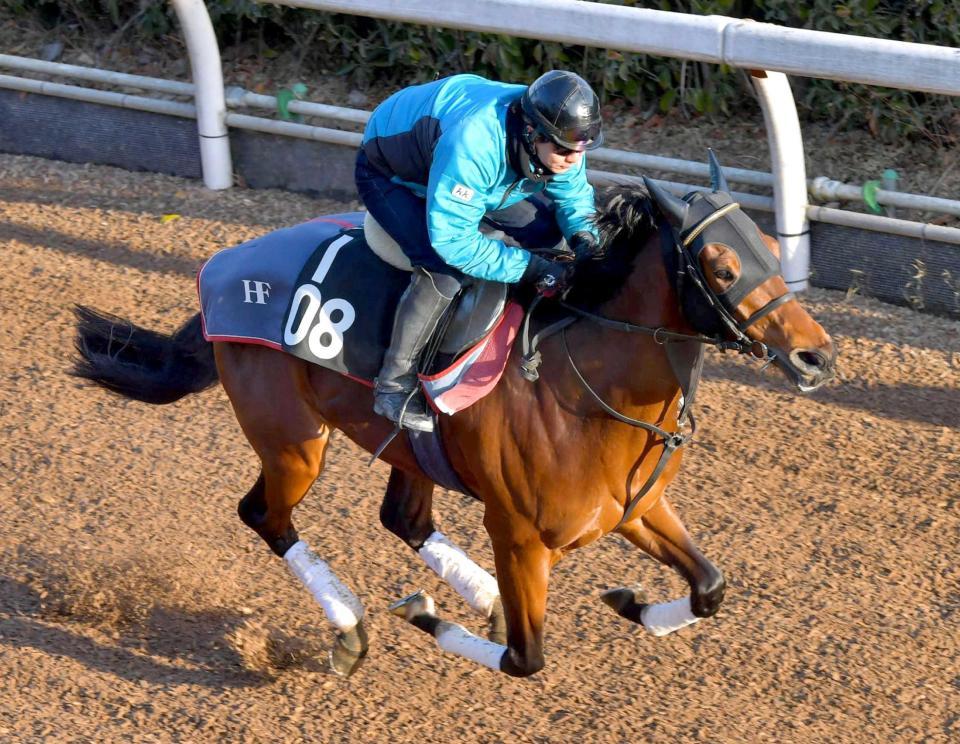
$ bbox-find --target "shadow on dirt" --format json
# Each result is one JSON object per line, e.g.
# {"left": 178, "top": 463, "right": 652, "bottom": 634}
{"left": 0, "top": 575, "right": 270, "bottom": 688}
{"left": 0, "top": 553, "right": 339, "bottom": 686}
{"left": 0, "top": 220, "right": 201, "bottom": 278}
{"left": 704, "top": 358, "right": 960, "bottom": 429}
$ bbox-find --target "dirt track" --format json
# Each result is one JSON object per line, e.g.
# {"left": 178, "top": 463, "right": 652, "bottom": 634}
{"left": 0, "top": 152, "right": 957, "bottom": 742}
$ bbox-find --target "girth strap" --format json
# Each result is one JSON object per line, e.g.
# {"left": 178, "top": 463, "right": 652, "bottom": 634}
{"left": 408, "top": 426, "right": 475, "bottom": 496}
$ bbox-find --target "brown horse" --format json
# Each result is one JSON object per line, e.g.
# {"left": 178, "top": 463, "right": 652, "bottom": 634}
{"left": 72, "top": 158, "right": 836, "bottom": 678}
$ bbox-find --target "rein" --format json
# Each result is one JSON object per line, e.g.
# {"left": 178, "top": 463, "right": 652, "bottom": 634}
{"left": 519, "top": 198, "right": 792, "bottom": 529}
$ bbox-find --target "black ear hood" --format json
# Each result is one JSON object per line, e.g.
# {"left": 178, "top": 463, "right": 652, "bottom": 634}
{"left": 681, "top": 191, "right": 781, "bottom": 308}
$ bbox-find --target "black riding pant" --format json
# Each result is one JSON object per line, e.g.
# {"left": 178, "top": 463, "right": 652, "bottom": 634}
{"left": 354, "top": 150, "right": 564, "bottom": 280}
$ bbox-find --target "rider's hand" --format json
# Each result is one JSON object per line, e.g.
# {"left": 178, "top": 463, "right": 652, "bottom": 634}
{"left": 570, "top": 230, "right": 604, "bottom": 262}
{"left": 521, "top": 254, "right": 574, "bottom": 296}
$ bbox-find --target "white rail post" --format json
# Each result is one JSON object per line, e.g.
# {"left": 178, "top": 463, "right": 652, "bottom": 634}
{"left": 750, "top": 69, "right": 809, "bottom": 291}
{"left": 170, "top": 0, "right": 233, "bottom": 189}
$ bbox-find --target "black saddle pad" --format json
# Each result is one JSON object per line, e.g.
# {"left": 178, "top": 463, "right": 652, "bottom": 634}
{"left": 281, "top": 227, "right": 409, "bottom": 379}
{"left": 200, "top": 214, "right": 407, "bottom": 380}
{"left": 199, "top": 212, "right": 511, "bottom": 383}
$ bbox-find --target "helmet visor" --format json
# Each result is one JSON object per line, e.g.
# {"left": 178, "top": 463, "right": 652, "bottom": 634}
{"left": 549, "top": 119, "right": 603, "bottom": 152}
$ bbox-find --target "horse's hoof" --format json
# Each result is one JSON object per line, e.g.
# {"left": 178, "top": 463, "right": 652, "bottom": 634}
{"left": 329, "top": 642, "right": 366, "bottom": 677}
{"left": 388, "top": 590, "right": 435, "bottom": 621}
{"left": 328, "top": 621, "right": 368, "bottom": 678}
{"left": 487, "top": 596, "right": 507, "bottom": 645}
{"left": 600, "top": 586, "right": 647, "bottom": 624}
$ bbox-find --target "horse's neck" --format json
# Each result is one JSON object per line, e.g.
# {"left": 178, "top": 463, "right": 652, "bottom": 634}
{"left": 607, "top": 230, "right": 688, "bottom": 334}
{"left": 578, "top": 231, "right": 688, "bottom": 409}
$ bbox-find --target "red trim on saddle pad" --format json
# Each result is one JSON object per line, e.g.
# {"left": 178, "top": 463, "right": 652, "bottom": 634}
{"left": 308, "top": 216, "right": 359, "bottom": 228}
{"left": 419, "top": 302, "right": 524, "bottom": 415}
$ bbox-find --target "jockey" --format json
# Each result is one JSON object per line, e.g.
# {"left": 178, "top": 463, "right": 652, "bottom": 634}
{"left": 356, "top": 70, "right": 604, "bottom": 432}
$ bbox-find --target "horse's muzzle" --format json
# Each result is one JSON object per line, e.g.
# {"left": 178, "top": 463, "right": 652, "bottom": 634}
{"left": 780, "top": 341, "right": 838, "bottom": 393}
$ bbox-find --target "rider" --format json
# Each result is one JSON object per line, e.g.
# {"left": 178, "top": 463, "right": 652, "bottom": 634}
{"left": 356, "top": 70, "right": 605, "bottom": 432}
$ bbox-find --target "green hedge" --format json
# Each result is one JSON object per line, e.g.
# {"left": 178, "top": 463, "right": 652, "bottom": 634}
{"left": 14, "top": 0, "right": 960, "bottom": 142}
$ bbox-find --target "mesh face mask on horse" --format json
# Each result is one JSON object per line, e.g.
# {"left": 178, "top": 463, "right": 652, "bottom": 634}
{"left": 72, "top": 151, "right": 836, "bottom": 678}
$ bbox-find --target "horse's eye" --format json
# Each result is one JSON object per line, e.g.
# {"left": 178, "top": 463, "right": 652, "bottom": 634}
{"left": 714, "top": 268, "right": 735, "bottom": 282}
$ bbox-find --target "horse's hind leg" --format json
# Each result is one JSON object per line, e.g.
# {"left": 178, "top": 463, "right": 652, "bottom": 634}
{"left": 604, "top": 495, "right": 725, "bottom": 636}
{"left": 237, "top": 437, "right": 367, "bottom": 675}
{"left": 219, "top": 344, "right": 367, "bottom": 676}
{"left": 380, "top": 467, "right": 504, "bottom": 643}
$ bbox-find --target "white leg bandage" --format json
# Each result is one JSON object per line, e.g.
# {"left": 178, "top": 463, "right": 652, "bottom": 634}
{"left": 418, "top": 531, "right": 499, "bottom": 617}
{"left": 640, "top": 596, "right": 701, "bottom": 637}
{"left": 434, "top": 620, "right": 505, "bottom": 671}
{"left": 284, "top": 540, "right": 364, "bottom": 631}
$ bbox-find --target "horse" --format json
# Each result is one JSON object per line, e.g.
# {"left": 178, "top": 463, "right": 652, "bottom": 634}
{"left": 71, "top": 154, "right": 836, "bottom": 678}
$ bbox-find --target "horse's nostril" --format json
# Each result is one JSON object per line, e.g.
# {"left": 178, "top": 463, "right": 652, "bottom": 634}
{"left": 796, "top": 350, "right": 825, "bottom": 369}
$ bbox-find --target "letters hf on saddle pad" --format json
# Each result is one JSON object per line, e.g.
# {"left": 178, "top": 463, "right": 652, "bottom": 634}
{"left": 197, "top": 213, "right": 523, "bottom": 414}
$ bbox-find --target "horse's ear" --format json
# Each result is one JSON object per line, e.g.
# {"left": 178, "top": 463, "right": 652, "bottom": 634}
{"left": 643, "top": 176, "right": 689, "bottom": 228}
{"left": 708, "top": 148, "right": 729, "bottom": 193}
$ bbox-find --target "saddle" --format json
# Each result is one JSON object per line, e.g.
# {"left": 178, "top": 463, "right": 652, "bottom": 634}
{"left": 363, "top": 212, "right": 507, "bottom": 362}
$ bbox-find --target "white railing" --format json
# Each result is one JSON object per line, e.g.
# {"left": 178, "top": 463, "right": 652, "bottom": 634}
{"left": 170, "top": 0, "right": 232, "bottom": 188}
{"left": 9, "top": 50, "right": 960, "bottom": 217}
{"left": 271, "top": 0, "right": 960, "bottom": 96}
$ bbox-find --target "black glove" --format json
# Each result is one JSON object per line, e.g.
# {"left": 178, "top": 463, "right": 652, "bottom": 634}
{"left": 570, "top": 231, "right": 604, "bottom": 262}
{"left": 521, "top": 254, "right": 573, "bottom": 296}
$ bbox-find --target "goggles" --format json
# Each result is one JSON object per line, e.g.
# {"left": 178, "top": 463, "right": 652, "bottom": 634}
{"left": 546, "top": 119, "right": 603, "bottom": 152}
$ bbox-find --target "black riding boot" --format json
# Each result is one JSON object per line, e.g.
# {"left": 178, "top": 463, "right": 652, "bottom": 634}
{"left": 374, "top": 268, "right": 461, "bottom": 432}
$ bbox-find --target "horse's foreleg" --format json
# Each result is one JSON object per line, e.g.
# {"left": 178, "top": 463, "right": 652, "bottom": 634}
{"left": 491, "top": 537, "right": 553, "bottom": 677}
{"left": 380, "top": 468, "right": 504, "bottom": 642}
{"left": 605, "top": 495, "right": 725, "bottom": 636}
{"left": 389, "top": 537, "right": 551, "bottom": 677}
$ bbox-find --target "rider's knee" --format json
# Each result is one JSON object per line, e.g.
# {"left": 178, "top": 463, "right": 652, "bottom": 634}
{"left": 417, "top": 267, "right": 464, "bottom": 300}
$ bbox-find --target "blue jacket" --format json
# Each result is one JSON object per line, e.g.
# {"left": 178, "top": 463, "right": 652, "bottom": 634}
{"left": 361, "top": 74, "right": 598, "bottom": 283}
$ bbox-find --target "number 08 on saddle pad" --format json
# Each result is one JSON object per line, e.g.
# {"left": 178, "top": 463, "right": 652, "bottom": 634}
{"left": 197, "top": 214, "right": 523, "bottom": 414}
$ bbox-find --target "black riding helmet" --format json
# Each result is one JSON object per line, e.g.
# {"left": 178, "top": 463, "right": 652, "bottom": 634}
{"left": 520, "top": 70, "right": 604, "bottom": 152}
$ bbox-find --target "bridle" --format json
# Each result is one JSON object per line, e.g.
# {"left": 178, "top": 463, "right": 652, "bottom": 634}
{"left": 669, "top": 196, "right": 795, "bottom": 364}
{"left": 519, "top": 191, "right": 797, "bottom": 528}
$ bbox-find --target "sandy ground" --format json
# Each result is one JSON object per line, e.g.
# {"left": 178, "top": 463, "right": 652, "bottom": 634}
{"left": 0, "top": 152, "right": 958, "bottom": 742}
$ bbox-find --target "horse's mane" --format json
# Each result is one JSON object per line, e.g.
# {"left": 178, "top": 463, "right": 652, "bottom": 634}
{"left": 564, "top": 186, "right": 659, "bottom": 309}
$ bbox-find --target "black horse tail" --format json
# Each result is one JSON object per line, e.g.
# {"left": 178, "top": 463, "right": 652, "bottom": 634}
{"left": 71, "top": 306, "right": 218, "bottom": 404}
